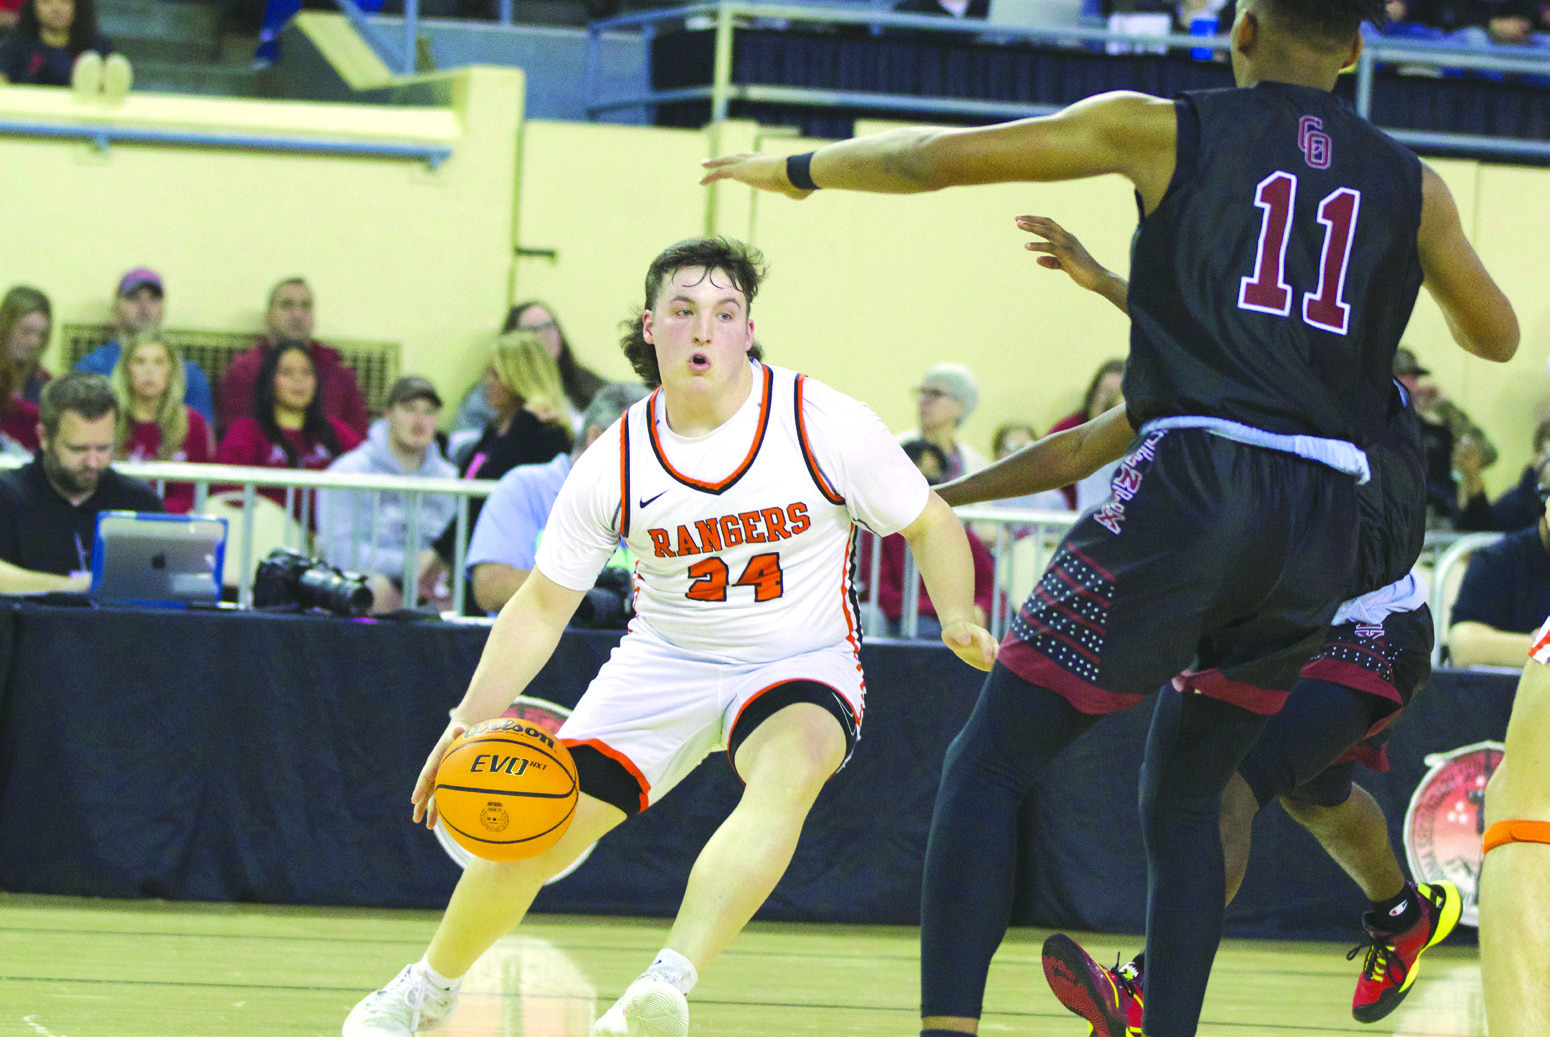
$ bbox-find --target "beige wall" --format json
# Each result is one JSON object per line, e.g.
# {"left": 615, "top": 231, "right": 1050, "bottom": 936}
{"left": 514, "top": 122, "right": 1548, "bottom": 496}
{"left": 0, "top": 64, "right": 523, "bottom": 416}
{"left": 3, "top": 74, "right": 1544, "bottom": 495}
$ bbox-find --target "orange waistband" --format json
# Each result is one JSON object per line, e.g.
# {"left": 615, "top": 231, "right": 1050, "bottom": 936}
{"left": 1484, "top": 820, "right": 1550, "bottom": 853}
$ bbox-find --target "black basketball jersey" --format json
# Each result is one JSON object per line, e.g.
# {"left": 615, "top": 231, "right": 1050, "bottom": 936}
{"left": 1124, "top": 82, "right": 1425, "bottom": 443}
{"left": 1354, "top": 383, "right": 1427, "bottom": 598}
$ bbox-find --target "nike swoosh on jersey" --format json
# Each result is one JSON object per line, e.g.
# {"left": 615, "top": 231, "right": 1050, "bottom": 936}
{"left": 638, "top": 490, "right": 668, "bottom": 509}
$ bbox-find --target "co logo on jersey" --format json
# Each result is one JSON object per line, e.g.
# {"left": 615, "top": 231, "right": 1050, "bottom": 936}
{"left": 1299, "top": 115, "right": 1332, "bottom": 170}
{"left": 435, "top": 695, "right": 597, "bottom": 884}
{"left": 1403, "top": 740, "right": 1503, "bottom": 928}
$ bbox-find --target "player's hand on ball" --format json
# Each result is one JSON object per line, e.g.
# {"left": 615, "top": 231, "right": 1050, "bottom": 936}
{"left": 700, "top": 153, "right": 815, "bottom": 200}
{"left": 1016, "top": 215, "right": 1108, "bottom": 293}
{"left": 412, "top": 716, "right": 469, "bottom": 829}
{"left": 942, "top": 620, "right": 998, "bottom": 671}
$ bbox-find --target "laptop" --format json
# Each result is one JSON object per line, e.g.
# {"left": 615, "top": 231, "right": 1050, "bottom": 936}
{"left": 90, "top": 511, "right": 227, "bottom": 607}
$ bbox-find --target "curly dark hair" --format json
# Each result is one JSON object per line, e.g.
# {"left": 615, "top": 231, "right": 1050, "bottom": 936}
{"left": 1259, "top": 0, "right": 1388, "bottom": 41}
{"left": 17, "top": 0, "right": 102, "bottom": 54}
{"left": 620, "top": 237, "right": 767, "bottom": 389}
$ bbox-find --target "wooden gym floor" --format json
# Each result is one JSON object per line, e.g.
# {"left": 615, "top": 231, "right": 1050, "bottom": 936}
{"left": 0, "top": 892, "right": 1486, "bottom": 1036}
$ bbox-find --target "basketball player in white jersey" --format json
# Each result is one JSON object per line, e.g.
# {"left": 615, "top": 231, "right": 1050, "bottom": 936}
{"left": 343, "top": 236, "right": 998, "bottom": 1037}
{"left": 1480, "top": 619, "right": 1550, "bottom": 1035}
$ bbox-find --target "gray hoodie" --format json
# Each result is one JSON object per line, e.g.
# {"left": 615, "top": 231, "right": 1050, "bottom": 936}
{"left": 317, "top": 418, "right": 458, "bottom": 578}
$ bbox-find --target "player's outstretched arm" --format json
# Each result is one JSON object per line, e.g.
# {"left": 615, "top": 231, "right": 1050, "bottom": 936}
{"left": 1016, "top": 215, "right": 1130, "bottom": 314}
{"left": 701, "top": 91, "right": 1177, "bottom": 205}
{"left": 936, "top": 404, "right": 1135, "bottom": 508}
{"left": 898, "top": 492, "right": 998, "bottom": 671}
{"left": 1417, "top": 163, "right": 1518, "bottom": 363}
{"left": 412, "top": 570, "right": 588, "bottom": 827}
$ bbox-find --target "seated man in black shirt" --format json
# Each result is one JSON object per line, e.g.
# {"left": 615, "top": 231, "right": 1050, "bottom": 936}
{"left": 1450, "top": 456, "right": 1550, "bottom": 667}
{"left": 0, "top": 372, "right": 163, "bottom": 593}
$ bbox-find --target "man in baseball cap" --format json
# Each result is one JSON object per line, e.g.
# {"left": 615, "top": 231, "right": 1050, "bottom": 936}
{"left": 316, "top": 373, "right": 457, "bottom": 614}
{"left": 899, "top": 362, "right": 987, "bottom": 480}
{"left": 73, "top": 267, "right": 215, "bottom": 424}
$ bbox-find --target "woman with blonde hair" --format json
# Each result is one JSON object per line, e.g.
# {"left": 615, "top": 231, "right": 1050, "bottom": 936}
{"left": 0, "top": 285, "right": 53, "bottom": 405}
{"left": 112, "top": 329, "right": 212, "bottom": 512}
{"left": 426, "top": 331, "right": 574, "bottom": 606}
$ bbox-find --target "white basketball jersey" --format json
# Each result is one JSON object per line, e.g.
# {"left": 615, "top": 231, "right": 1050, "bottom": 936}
{"left": 624, "top": 362, "right": 870, "bottom": 664}
{"left": 536, "top": 361, "right": 930, "bottom": 665}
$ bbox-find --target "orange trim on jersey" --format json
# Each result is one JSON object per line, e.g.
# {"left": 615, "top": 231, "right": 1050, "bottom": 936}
{"left": 795, "top": 374, "right": 845, "bottom": 505}
{"left": 1484, "top": 819, "right": 1550, "bottom": 853}
{"left": 728, "top": 678, "right": 862, "bottom": 749}
{"left": 645, "top": 365, "right": 773, "bottom": 495}
{"left": 618, "top": 416, "right": 632, "bottom": 539}
{"left": 563, "top": 736, "right": 651, "bottom": 814}
{"left": 840, "top": 526, "right": 865, "bottom": 677}
{"left": 1533, "top": 624, "right": 1550, "bottom": 663}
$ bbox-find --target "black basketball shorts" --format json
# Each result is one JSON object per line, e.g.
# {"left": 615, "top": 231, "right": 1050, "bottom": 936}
{"left": 997, "top": 427, "right": 1359, "bottom": 716}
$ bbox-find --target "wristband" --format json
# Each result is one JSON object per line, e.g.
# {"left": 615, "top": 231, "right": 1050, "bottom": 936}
{"left": 786, "top": 152, "right": 820, "bottom": 191}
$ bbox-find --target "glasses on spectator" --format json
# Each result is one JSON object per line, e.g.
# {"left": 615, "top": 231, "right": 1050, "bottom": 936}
{"left": 914, "top": 387, "right": 950, "bottom": 401}
{"left": 520, "top": 320, "right": 559, "bottom": 334}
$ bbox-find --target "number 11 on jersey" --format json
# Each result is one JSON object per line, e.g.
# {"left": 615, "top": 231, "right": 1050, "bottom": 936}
{"left": 1239, "top": 170, "right": 1362, "bottom": 336}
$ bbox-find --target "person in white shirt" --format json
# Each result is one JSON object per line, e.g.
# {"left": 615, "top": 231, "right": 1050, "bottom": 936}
{"left": 343, "top": 237, "right": 997, "bottom": 1037}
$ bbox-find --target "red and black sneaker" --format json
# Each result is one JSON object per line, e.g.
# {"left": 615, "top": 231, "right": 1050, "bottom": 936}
{"left": 1347, "top": 881, "right": 1462, "bottom": 1023}
{"left": 1041, "top": 932, "right": 1144, "bottom": 1037}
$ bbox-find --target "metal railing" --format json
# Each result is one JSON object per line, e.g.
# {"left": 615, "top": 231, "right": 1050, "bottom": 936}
{"left": 581, "top": 1, "right": 1550, "bottom": 161}
{"left": 10, "top": 453, "right": 1497, "bottom": 659}
{"left": 92, "top": 460, "right": 495, "bottom": 612}
{"left": 0, "top": 118, "right": 453, "bottom": 169}
{"left": 1427, "top": 530, "right": 1504, "bottom": 666}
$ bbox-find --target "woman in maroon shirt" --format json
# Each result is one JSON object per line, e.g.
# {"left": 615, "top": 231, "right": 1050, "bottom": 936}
{"left": 0, "top": 296, "right": 41, "bottom": 453}
{"left": 215, "top": 340, "right": 360, "bottom": 517}
{"left": 110, "top": 330, "right": 212, "bottom": 513}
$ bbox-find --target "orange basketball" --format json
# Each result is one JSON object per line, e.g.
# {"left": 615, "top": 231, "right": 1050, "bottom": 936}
{"left": 434, "top": 717, "right": 579, "bottom": 862}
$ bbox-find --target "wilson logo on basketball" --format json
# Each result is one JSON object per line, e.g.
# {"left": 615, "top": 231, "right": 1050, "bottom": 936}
{"left": 436, "top": 696, "right": 599, "bottom": 884}
{"left": 1403, "top": 740, "right": 1504, "bottom": 928}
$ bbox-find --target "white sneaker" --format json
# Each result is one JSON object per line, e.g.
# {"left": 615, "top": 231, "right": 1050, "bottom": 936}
{"left": 70, "top": 50, "right": 102, "bottom": 99}
{"left": 101, "top": 53, "right": 133, "bottom": 101}
{"left": 342, "top": 963, "right": 460, "bottom": 1036}
{"left": 592, "top": 976, "right": 689, "bottom": 1037}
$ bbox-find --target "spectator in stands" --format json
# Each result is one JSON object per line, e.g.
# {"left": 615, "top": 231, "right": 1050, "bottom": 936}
{"left": 1044, "top": 356, "right": 1125, "bottom": 510}
{"left": 859, "top": 439, "right": 995, "bottom": 637}
{"left": 75, "top": 269, "right": 215, "bottom": 425}
{"left": 465, "top": 381, "right": 648, "bottom": 614}
{"left": 897, "top": 362, "right": 987, "bottom": 481}
{"left": 1450, "top": 0, "right": 1550, "bottom": 46}
{"left": 452, "top": 301, "right": 606, "bottom": 440}
{"left": 0, "top": 315, "right": 40, "bottom": 453}
{"left": 0, "top": 285, "right": 51, "bottom": 405}
{"left": 1393, "top": 345, "right": 1499, "bottom": 525}
{"left": 1456, "top": 419, "right": 1550, "bottom": 532}
{"left": 215, "top": 339, "right": 362, "bottom": 514}
{"left": 216, "top": 277, "right": 370, "bottom": 438}
{"left": 316, "top": 375, "right": 458, "bottom": 615}
{"left": 0, "top": 373, "right": 162, "bottom": 593}
{"left": 423, "top": 330, "right": 575, "bottom": 604}
{"left": 0, "top": 0, "right": 20, "bottom": 33}
{"left": 110, "top": 329, "right": 213, "bottom": 514}
{"left": 0, "top": 0, "right": 111, "bottom": 86}
{"left": 983, "top": 421, "right": 1072, "bottom": 534}
{"left": 1449, "top": 458, "right": 1550, "bottom": 667}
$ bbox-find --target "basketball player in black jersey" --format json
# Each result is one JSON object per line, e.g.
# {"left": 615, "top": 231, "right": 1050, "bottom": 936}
{"left": 954, "top": 216, "right": 1460, "bottom": 1033}
{"left": 703, "top": 0, "right": 1518, "bottom": 1033}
